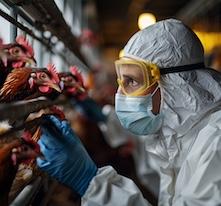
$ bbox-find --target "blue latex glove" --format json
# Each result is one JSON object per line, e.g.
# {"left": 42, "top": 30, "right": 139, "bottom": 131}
{"left": 37, "top": 115, "right": 97, "bottom": 196}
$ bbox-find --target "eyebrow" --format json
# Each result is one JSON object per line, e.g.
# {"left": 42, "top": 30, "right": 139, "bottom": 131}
{"left": 122, "top": 74, "right": 140, "bottom": 82}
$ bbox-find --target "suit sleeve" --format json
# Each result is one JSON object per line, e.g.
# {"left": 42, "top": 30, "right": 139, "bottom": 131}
{"left": 173, "top": 125, "right": 221, "bottom": 206}
{"left": 82, "top": 166, "right": 152, "bottom": 206}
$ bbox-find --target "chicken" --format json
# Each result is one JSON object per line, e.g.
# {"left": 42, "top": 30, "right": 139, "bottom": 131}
{"left": 0, "top": 64, "right": 62, "bottom": 102}
{"left": 0, "top": 63, "right": 62, "bottom": 148}
{"left": 59, "top": 66, "right": 87, "bottom": 100}
{"left": 0, "top": 35, "right": 36, "bottom": 68}
{"left": 0, "top": 35, "right": 36, "bottom": 88}
{"left": 0, "top": 113, "right": 64, "bottom": 204}
{"left": 0, "top": 138, "right": 21, "bottom": 206}
{"left": 8, "top": 111, "right": 66, "bottom": 202}
{"left": 0, "top": 123, "right": 39, "bottom": 206}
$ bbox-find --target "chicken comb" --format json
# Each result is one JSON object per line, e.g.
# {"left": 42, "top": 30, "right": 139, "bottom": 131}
{"left": 16, "top": 35, "right": 34, "bottom": 56}
{"left": 47, "top": 64, "right": 60, "bottom": 83}
{"left": 69, "top": 66, "right": 84, "bottom": 85}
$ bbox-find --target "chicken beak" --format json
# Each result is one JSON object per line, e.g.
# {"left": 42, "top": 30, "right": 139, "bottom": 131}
{"left": 77, "top": 85, "right": 86, "bottom": 93}
{"left": 31, "top": 57, "right": 37, "bottom": 66}
{"left": 26, "top": 57, "right": 37, "bottom": 66}
{"left": 48, "top": 83, "right": 62, "bottom": 93}
{"left": 69, "top": 82, "right": 86, "bottom": 93}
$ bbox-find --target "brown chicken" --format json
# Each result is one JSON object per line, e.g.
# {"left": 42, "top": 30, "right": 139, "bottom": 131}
{"left": 0, "top": 123, "right": 40, "bottom": 206}
{"left": 0, "top": 35, "right": 36, "bottom": 88}
{"left": 0, "top": 64, "right": 62, "bottom": 102}
{"left": 0, "top": 137, "right": 21, "bottom": 206}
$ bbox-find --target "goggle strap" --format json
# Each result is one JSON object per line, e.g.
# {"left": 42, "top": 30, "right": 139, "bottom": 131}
{"left": 160, "top": 63, "right": 205, "bottom": 74}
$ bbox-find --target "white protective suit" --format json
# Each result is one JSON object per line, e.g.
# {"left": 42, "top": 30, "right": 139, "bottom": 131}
{"left": 82, "top": 19, "right": 221, "bottom": 206}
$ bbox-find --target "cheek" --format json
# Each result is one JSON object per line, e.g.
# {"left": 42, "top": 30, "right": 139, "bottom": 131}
{"left": 140, "top": 83, "right": 158, "bottom": 95}
{"left": 28, "top": 78, "right": 34, "bottom": 89}
{"left": 117, "top": 87, "right": 123, "bottom": 94}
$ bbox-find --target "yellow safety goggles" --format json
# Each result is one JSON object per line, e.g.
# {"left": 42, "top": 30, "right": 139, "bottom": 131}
{"left": 115, "top": 58, "right": 160, "bottom": 96}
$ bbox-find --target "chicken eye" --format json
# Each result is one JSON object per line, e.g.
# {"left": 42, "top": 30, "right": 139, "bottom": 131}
{"left": 40, "top": 72, "right": 49, "bottom": 79}
{"left": 12, "top": 47, "right": 22, "bottom": 55}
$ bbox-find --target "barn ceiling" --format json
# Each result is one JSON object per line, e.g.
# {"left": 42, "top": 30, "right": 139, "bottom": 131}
{"left": 93, "top": 0, "right": 221, "bottom": 52}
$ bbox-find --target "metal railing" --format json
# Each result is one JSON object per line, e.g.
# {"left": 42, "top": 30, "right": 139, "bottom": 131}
{"left": 0, "top": 0, "right": 90, "bottom": 72}
{"left": 0, "top": 96, "right": 68, "bottom": 138}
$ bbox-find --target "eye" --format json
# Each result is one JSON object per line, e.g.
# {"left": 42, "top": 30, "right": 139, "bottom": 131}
{"left": 66, "top": 76, "right": 75, "bottom": 83}
{"left": 11, "top": 47, "right": 22, "bottom": 55}
{"left": 69, "top": 77, "right": 76, "bottom": 82}
{"left": 123, "top": 77, "right": 139, "bottom": 87}
{"left": 40, "top": 72, "right": 50, "bottom": 80}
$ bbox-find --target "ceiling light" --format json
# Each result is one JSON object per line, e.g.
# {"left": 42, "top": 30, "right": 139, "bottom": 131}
{"left": 138, "top": 13, "right": 156, "bottom": 30}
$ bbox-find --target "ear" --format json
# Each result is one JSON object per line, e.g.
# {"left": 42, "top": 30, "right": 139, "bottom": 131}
{"left": 59, "top": 81, "right": 64, "bottom": 90}
{"left": 28, "top": 77, "right": 34, "bottom": 89}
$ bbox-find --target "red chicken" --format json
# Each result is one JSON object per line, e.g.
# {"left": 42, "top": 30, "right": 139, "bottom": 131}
{"left": 0, "top": 35, "right": 36, "bottom": 88}
{"left": 0, "top": 35, "right": 36, "bottom": 68}
{"left": 0, "top": 64, "right": 62, "bottom": 102}
{"left": 59, "top": 66, "right": 87, "bottom": 100}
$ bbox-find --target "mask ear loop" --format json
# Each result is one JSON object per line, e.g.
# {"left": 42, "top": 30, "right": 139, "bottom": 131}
{"left": 151, "top": 83, "right": 160, "bottom": 97}
{"left": 149, "top": 82, "right": 163, "bottom": 116}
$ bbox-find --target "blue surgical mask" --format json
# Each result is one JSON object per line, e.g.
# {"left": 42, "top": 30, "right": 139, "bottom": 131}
{"left": 115, "top": 87, "right": 162, "bottom": 135}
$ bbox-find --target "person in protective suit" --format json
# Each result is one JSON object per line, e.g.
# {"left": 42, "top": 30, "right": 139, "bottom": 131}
{"left": 37, "top": 19, "right": 221, "bottom": 205}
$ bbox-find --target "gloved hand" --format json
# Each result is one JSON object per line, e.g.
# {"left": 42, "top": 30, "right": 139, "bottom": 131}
{"left": 37, "top": 115, "right": 97, "bottom": 196}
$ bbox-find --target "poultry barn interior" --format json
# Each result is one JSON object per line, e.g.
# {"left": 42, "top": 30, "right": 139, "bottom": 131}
{"left": 0, "top": 0, "right": 221, "bottom": 205}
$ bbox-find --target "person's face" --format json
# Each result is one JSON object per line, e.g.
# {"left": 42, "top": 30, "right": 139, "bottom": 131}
{"left": 117, "top": 64, "right": 146, "bottom": 95}
{"left": 115, "top": 57, "right": 160, "bottom": 96}
{"left": 116, "top": 61, "right": 161, "bottom": 114}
